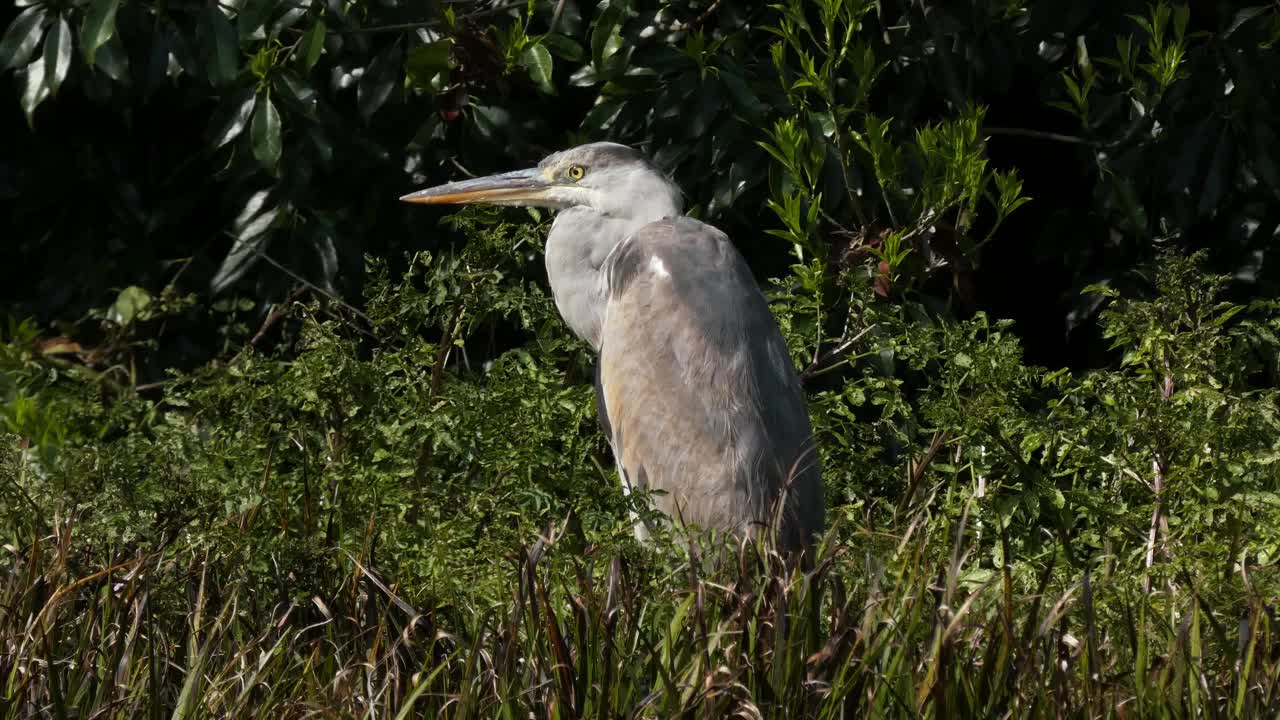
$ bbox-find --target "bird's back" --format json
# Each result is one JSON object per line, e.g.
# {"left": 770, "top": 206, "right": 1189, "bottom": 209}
{"left": 596, "top": 216, "right": 824, "bottom": 551}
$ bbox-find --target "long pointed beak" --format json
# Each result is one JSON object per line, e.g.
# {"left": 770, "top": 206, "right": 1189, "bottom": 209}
{"left": 399, "top": 168, "right": 553, "bottom": 205}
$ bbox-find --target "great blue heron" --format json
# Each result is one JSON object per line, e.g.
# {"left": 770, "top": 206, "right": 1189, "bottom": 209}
{"left": 401, "top": 142, "right": 824, "bottom": 551}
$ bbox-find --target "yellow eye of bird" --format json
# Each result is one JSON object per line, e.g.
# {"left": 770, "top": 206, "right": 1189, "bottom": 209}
{"left": 567, "top": 165, "right": 586, "bottom": 181}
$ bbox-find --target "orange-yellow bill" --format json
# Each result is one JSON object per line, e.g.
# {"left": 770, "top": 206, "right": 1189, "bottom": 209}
{"left": 399, "top": 168, "right": 551, "bottom": 205}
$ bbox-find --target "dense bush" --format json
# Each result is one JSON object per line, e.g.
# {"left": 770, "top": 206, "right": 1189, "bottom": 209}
{"left": 4, "top": 238, "right": 1279, "bottom": 713}
{"left": 2, "top": 0, "right": 1279, "bottom": 716}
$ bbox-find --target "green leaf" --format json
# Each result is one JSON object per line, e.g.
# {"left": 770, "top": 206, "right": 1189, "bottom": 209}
{"left": 405, "top": 39, "right": 450, "bottom": 87}
{"left": 269, "top": 6, "right": 307, "bottom": 37}
{"left": 108, "top": 286, "right": 153, "bottom": 326}
{"left": 601, "top": 31, "right": 624, "bottom": 66}
{"left": 276, "top": 71, "right": 316, "bottom": 113}
{"left": 357, "top": 39, "right": 402, "bottom": 121}
{"left": 211, "top": 189, "right": 279, "bottom": 293}
{"left": 520, "top": 43, "right": 554, "bottom": 94}
{"left": 43, "top": 16, "right": 72, "bottom": 97}
{"left": 0, "top": 6, "right": 47, "bottom": 71}
{"left": 79, "top": 0, "right": 118, "bottom": 67}
{"left": 300, "top": 18, "right": 325, "bottom": 70}
{"left": 689, "top": 75, "right": 721, "bottom": 137}
{"left": 203, "top": 6, "right": 239, "bottom": 87}
{"left": 92, "top": 32, "right": 128, "bottom": 82}
{"left": 581, "top": 97, "right": 623, "bottom": 132}
{"left": 540, "top": 33, "right": 584, "bottom": 63}
{"left": 237, "top": 0, "right": 278, "bottom": 40}
{"left": 590, "top": 2, "right": 626, "bottom": 68}
{"left": 209, "top": 90, "right": 256, "bottom": 147}
{"left": 19, "top": 57, "right": 49, "bottom": 127}
{"left": 251, "top": 95, "right": 282, "bottom": 170}
{"left": 719, "top": 69, "right": 764, "bottom": 124}
{"left": 1208, "top": 304, "right": 1246, "bottom": 328}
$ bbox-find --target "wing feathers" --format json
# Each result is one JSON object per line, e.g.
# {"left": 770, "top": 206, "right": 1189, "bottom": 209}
{"left": 596, "top": 217, "right": 824, "bottom": 550}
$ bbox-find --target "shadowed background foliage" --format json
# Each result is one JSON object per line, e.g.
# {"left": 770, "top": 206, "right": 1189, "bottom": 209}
{"left": 3, "top": 0, "right": 1277, "bottom": 368}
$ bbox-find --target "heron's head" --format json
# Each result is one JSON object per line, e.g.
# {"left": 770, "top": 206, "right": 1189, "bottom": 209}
{"left": 400, "top": 142, "right": 683, "bottom": 222}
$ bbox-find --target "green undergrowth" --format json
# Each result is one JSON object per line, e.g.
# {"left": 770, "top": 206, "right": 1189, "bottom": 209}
{"left": 2, "top": 226, "right": 1279, "bottom": 716}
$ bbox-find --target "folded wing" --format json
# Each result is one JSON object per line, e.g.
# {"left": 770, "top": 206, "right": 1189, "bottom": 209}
{"left": 595, "top": 216, "right": 824, "bottom": 550}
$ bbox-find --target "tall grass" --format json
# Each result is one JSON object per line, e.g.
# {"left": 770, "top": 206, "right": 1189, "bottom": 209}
{"left": 3, "top": 510, "right": 1276, "bottom": 718}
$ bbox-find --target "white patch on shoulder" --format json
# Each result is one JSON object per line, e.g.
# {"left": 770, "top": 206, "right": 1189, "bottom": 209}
{"left": 648, "top": 255, "right": 670, "bottom": 278}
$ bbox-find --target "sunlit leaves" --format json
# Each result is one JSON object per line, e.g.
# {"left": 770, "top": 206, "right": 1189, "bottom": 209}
{"left": 209, "top": 89, "right": 257, "bottom": 147}
{"left": 247, "top": 42, "right": 283, "bottom": 88}
{"left": 519, "top": 43, "right": 554, "bottom": 95}
{"left": 107, "top": 285, "right": 153, "bottom": 326}
{"left": 540, "top": 33, "right": 584, "bottom": 63}
{"left": 853, "top": 115, "right": 902, "bottom": 193}
{"left": 913, "top": 109, "right": 989, "bottom": 218}
{"left": 590, "top": 1, "right": 628, "bottom": 70}
{"left": 211, "top": 189, "right": 281, "bottom": 293}
{"left": 0, "top": 6, "right": 46, "bottom": 72}
{"left": 251, "top": 94, "right": 282, "bottom": 170}
{"left": 763, "top": 0, "right": 1032, "bottom": 301}
{"left": 990, "top": 170, "right": 1032, "bottom": 220}
{"left": 765, "top": 189, "right": 823, "bottom": 261}
{"left": 13, "top": 10, "right": 89, "bottom": 120}
{"left": 18, "top": 57, "right": 48, "bottom": 126}
{"left": 42, "top": 16, "right": 71, "bottom": 97}
{"left": 1132, "top": 1, "right": 1190, "bottom": 91}
{"left": 759, "top": 116, "right": 825, "bottom": 193}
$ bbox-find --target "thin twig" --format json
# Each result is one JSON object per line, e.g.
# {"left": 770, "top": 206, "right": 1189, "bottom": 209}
{"left": 1143, "top": 357, "right": 1175, "bottom": 593}
{"left": 983, "top": 126, "right": 1096, "bottom": 146}
{"left": 1142, "top": 455, "right": 1167, "bottom": 594}
{"left": 690, "top": 0, "right": 726, "bottom": 29}
{"left": 801, "top": 324, "right": 877, "bottom": 380}
{"left": 449, "top": 155, "right": 478, "bottom": 179}
{"left": 255, "top": 251, "right": 374, "bottom": 326}
{"left": 895, "top": 430, "right": 950, "bottom": 520}
{"left": 250, "top": 286, "right": 310, "bottom": 348}
{"left": 342, "top": 1, "right": 528, "bottom": 34}
{"left": 431, "top": 307, "right": 466, "bottom": 397}
{"left": 548, "top": 0, "right": 568, "bottom": 34}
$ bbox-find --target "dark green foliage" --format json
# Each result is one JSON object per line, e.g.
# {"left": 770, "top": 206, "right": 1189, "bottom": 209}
{"left": 2, "top": 0, "right": 1277, "bottom": 365}
{"left": 3, "top": 211, "right": 624, "bottom": 607}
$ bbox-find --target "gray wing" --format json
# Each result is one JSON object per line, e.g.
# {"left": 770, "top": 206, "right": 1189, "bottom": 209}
{"left": 596, "top": 216, "right": 824, "bottom": 550}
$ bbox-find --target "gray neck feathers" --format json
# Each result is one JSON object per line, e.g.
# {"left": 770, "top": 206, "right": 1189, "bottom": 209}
{"left": 544, "top": 175, "right": 681, "bottom": 349}
{"left": 544, "top": 211, "right": 637, "bottom": 348}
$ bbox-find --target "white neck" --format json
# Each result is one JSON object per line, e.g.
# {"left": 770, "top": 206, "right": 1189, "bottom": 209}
{"left": 542, "top": 169, "right": 683, "bottom": 349}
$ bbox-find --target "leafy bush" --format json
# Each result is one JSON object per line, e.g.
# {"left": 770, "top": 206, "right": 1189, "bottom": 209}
{"left": 4, "top": 240, "right": 1280, "bottom": 714}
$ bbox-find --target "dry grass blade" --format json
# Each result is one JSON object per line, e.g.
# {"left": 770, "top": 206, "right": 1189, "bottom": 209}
{"left": 2, "top": 512, "right": 1278, "bottom": 718}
